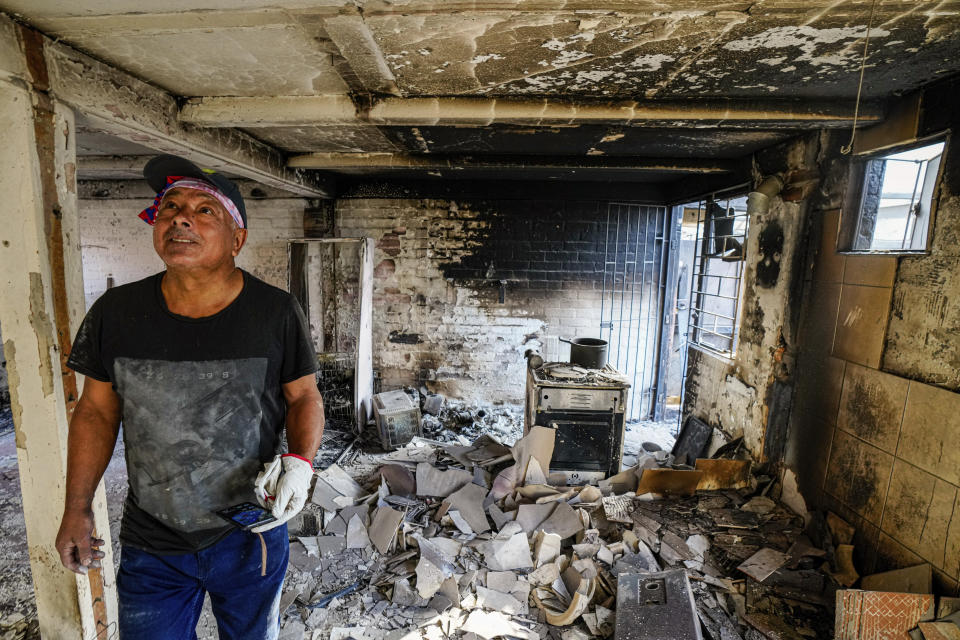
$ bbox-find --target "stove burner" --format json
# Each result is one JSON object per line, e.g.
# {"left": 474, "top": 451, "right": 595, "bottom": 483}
{"left": 534, "top": 362, "right": 631, "bottom": 386}
{"left": 542, "top": 363, "right": 590, "bottom": 379}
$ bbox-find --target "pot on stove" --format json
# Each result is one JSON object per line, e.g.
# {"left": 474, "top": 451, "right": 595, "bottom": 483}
{"left": 559, "top": 336, "right": 608, "bottom": 369}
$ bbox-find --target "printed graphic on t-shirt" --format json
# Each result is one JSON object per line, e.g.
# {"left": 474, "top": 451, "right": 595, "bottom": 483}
{"left": 114, "top": 357, "right": 268, "bottom": 532}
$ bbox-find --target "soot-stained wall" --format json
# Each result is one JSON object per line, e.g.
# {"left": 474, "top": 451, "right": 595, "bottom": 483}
{"left": 786, "top": 77, "right": 960, "bottom": 595}
{"left": 335, "top": 197, "right": 664, "bottom": 404}
{"left": 682, "top": 134, "right": 818, "bottom": 462}
{"left": 76, "top": 182, "right": 309, "bottom": 309}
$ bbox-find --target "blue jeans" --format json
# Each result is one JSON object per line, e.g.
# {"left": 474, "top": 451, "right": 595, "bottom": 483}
{"left": 116, "top": 526, "right": 289, "bottom": 640}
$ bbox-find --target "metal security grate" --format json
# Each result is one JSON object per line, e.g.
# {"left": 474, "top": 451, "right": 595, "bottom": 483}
{"left": 687, "top": 194, "right": 749, "bottom": 356}
{"left": 599, "top": 203, "right": 670, "bottom": 421}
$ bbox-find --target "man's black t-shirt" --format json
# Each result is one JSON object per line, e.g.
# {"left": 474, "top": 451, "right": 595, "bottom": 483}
{"left": 67, "top": 270, "right": 317, "bottom": 554}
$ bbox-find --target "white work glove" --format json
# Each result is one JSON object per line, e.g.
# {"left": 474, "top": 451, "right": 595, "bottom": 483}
{"left": 254, "top": 455, "right": 283, "bottom": 509}
{"left": 251, "top": 454, "right": 314, "bottom": 533}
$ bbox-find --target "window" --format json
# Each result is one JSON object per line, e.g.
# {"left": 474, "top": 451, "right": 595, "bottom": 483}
{"left": 685, "top": 193, "right": 749, "bottom": 356}
{"left": 839, "top": 136, "right": 947, "bottom": 253}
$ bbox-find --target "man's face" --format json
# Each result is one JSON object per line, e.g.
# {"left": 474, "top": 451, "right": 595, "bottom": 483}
{"left": 152, "top": 187, "right": 246, "bottom": 270}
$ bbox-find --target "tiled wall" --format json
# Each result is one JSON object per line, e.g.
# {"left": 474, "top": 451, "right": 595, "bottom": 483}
{"left": 787, "top": 208, "right": 960, "bottom": 595}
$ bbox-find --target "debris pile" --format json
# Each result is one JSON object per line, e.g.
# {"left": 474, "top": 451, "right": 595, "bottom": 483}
{"left": 0, "top": 612, "right": 36, "bottom": 640}
{"left": 278, "top": 425, "right": 857, "bottom": 640}
{"left": 418, "top": 401, "right": 523, "bottom": 445}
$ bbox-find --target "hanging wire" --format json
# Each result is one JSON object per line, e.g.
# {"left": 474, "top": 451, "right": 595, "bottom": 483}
{"left": 840, "top": 0, "right": 880, "bottom": 155}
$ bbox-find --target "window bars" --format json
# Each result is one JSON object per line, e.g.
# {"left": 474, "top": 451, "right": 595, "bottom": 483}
{"left": 687, "top": 194, "right": 750, "bottom": 357}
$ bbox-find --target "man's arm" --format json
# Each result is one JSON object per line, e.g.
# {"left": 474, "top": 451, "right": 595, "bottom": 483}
{"left": 282, "top": 373, "right": 325, "bottom": 461}
{"left": 55, "top": 378, "right": 121, "bottom": 574}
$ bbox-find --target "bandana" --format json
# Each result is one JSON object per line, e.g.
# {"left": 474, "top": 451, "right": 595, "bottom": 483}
{"left": 139, "top": 177, "right": 245, "bottom": 229}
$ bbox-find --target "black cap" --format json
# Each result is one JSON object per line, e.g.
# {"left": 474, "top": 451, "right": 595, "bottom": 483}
{"left": 143, "top": 154, "right": 247, "bottom": 228}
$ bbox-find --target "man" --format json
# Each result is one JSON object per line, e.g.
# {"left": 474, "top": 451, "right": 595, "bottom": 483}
{"left": 54, "top": 154, "right": 325, "bottom": 639}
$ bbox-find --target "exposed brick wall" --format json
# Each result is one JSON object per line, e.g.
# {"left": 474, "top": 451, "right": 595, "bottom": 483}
{"left": 78, "top": 195, "right": 307, "bottom": 308}
{"left": 73, "top": 190, "right": 664, "bottom": 409}
{"left": 335, "top": 198, "right": 663, "bottom": 404}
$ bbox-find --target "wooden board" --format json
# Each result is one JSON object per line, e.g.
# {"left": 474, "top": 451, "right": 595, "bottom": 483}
{"left": 635, "top": 469, "right": 703, "bottom": 497}
{"left": 695, "top": 459, "right": 752, "bottom": 490}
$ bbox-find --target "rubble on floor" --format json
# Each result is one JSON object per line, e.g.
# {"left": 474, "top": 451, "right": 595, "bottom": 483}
{"left": 0, "top": 613, "right": 36, "bottom": 640}
{"left": 279, "top": 425, "right": 861, "bottom": 640}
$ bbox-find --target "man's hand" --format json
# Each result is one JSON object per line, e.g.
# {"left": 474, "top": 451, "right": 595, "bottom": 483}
{"left": 251, "top": 454, "right": 314, "bottom": 533}
{"left": 57, "top": 378, "right": 120, "bottom": 575}
{"left": 253, "top": 455, "right": 283, "bottom": 509}
{"left": 56, "top": 508, "right": 105, "bottom": 574}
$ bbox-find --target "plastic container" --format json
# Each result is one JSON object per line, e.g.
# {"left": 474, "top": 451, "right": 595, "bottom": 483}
{"left": 372, "top": 390, "right": 422, "bottom": 450}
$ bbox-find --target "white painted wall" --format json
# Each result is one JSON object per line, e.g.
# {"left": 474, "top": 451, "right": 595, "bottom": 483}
{"left": 78, "top": 195, "right": 307, "bottom": 308}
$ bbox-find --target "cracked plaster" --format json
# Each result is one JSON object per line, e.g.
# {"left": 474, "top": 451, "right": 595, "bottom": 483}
{"left": 5, "top": 1, "right": 959, "bottom": 103}
{"left": 33, "top": 18, "right": 349, "bottom": 97}
{"left": 247, "top": 125, "right": 399, "bottom": 154}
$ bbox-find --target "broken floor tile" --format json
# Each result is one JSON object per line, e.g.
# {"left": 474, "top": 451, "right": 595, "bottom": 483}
{"left": 475, "top": 585, "right": 527, "bottom": 615}
{"left": 740, "top": 496, "right": 776, "bottom": 515}
{"left": 461, "top": 610, "right": 538, "bottom": 640}
{"left": 279, "top": 618, "right": 306, "bottom": 640}
{"left": 482, "top": 532, "right": 534, "bottom": 571}
{"left": 510, "top": 426, "right": 555, "bottom": 486}
{"left": 448, "top": 509, "right": 475, "bottom": 535}
{"left": 378, "top": 464, "right": 417, "bottom": 497}
{"left": 442, "top": 482, "right": 490, "bottom": 533}
{"left": 416, "top": 462, "right": 473, "bottom": 498}
{"left": 538, "top": 503, "right": 584, "bottom": 540}
{"left": 488, "top": 502, "right": 513, "bottom": 530}
{"left": 369, "top": 506, "right": 405, "bottom": 555}
{"left": 415, "top": 536, "right": 457, "bottom": 599}
{"left": 312, "top": 477, "right": 345, "bottom": 512}
{"left": 533, "top": 531, "right": 562, "bottom": 568}
{"left": 737, "top": 548, "right": 791, "bottom": 582}
{"left": 346, "top": 513, "right": 372, "bottom": 550}
{"left": 516, "top": 503, "right": 556, "bottom": 534}
{"left": 320, "top": 464, "right": 366, "bottom": 500}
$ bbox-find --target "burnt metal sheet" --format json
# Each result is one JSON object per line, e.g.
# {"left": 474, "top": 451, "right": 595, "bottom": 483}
{"left": 615, "top": 570, "right": 703, "bottom": 640}
{"left": 672, "top": 416, "right": 712, "bottom": 465}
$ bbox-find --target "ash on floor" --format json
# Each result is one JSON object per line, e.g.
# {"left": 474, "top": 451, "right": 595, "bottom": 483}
{"left": 0, "top": 401, "right": 680, "bottom": 639}
{"left": 272, "top": 425, "right": 841, "bottom": 640}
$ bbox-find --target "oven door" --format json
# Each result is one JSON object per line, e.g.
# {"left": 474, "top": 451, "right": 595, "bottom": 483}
{"left": 536, "top": 412, "right": 623, "bottom": 477}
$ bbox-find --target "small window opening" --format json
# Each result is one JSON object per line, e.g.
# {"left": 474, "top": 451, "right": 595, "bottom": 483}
{"left": 840, "top": 136, "right": 946, "bottom": 253}
{"left": 685, "top": 193, "right": 750, "bottom": 357}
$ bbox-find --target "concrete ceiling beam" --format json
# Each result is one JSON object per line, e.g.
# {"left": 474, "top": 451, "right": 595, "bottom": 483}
{"left": 322, "top": 14, "right": 401, "bottom": 96}
{"left": 0, "top": 16, "right": 333, "bottom": 198}
{"left": 180, "top": 96, "right": 884, "bottom": 130}
{"left": 181, "top": 95, "right": 359, "bottom": 127}
{"left": 76, "top": 154, "right": 154, "bottom": 180}
{"left": 287, "top": 152, "right": 745, "bottom": 174}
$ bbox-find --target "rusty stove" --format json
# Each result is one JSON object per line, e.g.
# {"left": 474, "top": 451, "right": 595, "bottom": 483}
{"left": 524, "top": 361, "right": 630, "bottom": 483}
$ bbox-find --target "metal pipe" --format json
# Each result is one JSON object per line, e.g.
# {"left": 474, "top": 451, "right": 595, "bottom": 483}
{"left": 745, "top": 175, "right": 784, "bottom": 216}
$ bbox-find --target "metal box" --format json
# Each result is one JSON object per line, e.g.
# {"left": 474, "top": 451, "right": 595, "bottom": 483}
{"left": 372, "top": 390, "right": 421, "bottom": 450}
{"left": 615, "top": 570, "right": 702, "bottom": 640}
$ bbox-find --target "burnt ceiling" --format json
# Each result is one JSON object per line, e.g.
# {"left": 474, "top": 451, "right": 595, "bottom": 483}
{"left": 3, "top": 0, "right": 960, "bottom": 194}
